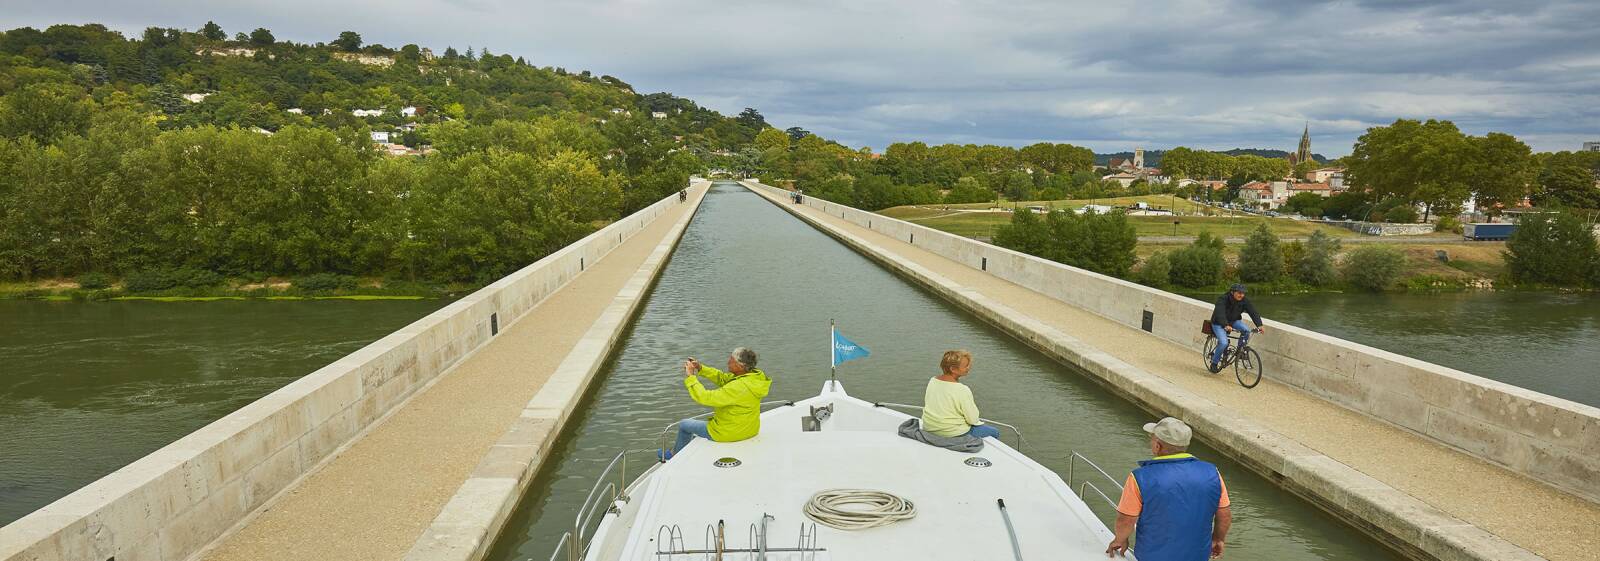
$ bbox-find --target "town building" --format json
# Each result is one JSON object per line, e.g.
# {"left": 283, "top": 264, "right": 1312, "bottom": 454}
{"left": 352, "top": 109, "right": 385, "bottom": 117}
{"left": 400, "top": 106, "right": 418, "bottom": 117}
{"left": 1105, "top": 172, "right": 1140, "bottom": 188}
{"left": 1290, "top": 182, "right": 1332, "bottom": 197}
{"left": 1584, "top": 141, "right": 1600, "bottom": 152}
{"left": 370, "top": 131, "right": 391, "bottom": 143}
{"left": 1306, "top": 167, "right": 1343, "bottom": 182}
{"left": 651, "top": 111, "right": 668, "bottom": 119}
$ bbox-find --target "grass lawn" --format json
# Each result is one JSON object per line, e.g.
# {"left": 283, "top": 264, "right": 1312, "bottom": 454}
{"left": 938, "top": 195, "right": 1217, "bottom": 215}
{"left": 879, "top": 206, "right": 1360, "bottom": 240}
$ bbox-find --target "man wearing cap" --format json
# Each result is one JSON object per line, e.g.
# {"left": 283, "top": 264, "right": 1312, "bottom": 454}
{"left": 1106, "top": 417, "right": 1232, "bottom": 560}
{"left": 1208, "top": 284, "right": 1265, "bottom": 373}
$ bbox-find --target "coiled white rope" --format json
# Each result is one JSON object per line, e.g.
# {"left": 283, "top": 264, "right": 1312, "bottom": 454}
{"left": 802, "top": 489, "right": 917, "bottom": 530}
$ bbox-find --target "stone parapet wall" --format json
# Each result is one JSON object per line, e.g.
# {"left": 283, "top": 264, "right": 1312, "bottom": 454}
{"left": 1321, "top": 220, "right": 1439, "bottom": 236}
{"left": 0, "top": 185, "right": 701, "bottom": 561}
{"left": 746, "top": 181, "right": 1599, "bottom": 505}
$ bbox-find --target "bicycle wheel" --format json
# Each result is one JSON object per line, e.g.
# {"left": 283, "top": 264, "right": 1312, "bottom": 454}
{"left": 1201, "top": 335, "right": 1219, "bottom": 371}
{"left": 1234, "top": 346, "right": 1264, "bottom": 388}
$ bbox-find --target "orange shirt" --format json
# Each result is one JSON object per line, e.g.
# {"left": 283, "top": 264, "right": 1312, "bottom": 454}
{"left": 1114, "top": 454, "right": 1231, "bottom": 517}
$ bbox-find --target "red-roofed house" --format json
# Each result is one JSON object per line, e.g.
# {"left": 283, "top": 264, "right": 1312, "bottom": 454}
{"left": 1290, "top": 182, "right": 1332, "bottom": 197}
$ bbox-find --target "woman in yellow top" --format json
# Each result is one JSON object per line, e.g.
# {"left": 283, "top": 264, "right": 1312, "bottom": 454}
{"left": 921, "top": 350, "right": 1000, "bottom": 439}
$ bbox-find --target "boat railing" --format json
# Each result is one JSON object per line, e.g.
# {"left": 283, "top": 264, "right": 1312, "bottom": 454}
{"left": 550, "top": 448, "right": 657, "bottom": 561}
{"left": 653, "top": 400, "right": 796, "bottom": 452}
{"left": 1067, "top": 451, "right": 1125, "bottom": 512}
{"left": 870, "top": 401, "right": 1028, "bottom": 451}
{"left": 653, "top": 518, "right": 823, "bottom": 560}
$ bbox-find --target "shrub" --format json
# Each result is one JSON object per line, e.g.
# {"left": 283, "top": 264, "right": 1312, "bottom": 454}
{"left": 1436, "top": 215, "right": 1461, "bottom": 234}
{"left": 944, "top": 177, "right": 994, "bottom": 204}
{"left": 294, "top": 273, "right": 358, "bottom": 293}
{"left": 76, "top": 272, "right": 113, "bottom": 290}
{"left": 1504, "top": 211, "right": 1600, "bottom": 287}
{"left": 123, "top": 269, "right": 178, "bottom": 292}
{"left": 995, "top": 207, "right": 1139, "bottom": 278}
{"left": 175, "top": 268, "right": 223, "bottom": 288}
{"left": 1168, "top": 232, "right": 1226, "bottom": 288}
{"left": 1295, "top": 230, "right": 1342, "bottom": 287}
{"left": 1135, "top": 252, "right": 1171, "bottom": 287}
{"left": 1382, "top": 205, "right": 1418, "bottom": 224}
{"left": 1280, "top": 241, "right": 1305, "bottom": 278}
{"left": 1341, "top": 246, "right": 1405, "bottom": 291}
{"left": 1237, "top": 223, "right": 1282, "bottom": 282}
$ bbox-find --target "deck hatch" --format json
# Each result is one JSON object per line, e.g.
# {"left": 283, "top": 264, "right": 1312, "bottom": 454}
{"left": 964, "top": 457, "right": 992, "bottom": 468}
{"left": 714, "top": 457, "right": 742, "bottom": 468}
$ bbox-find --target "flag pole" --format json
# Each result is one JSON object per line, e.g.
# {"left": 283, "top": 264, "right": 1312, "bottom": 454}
{"left": 830, "top": 319, "right": 837, "bottom": 388}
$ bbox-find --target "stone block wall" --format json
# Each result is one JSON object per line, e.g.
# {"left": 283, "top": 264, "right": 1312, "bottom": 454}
{"left": 747, "top": 181, "right": 1600, "bottom": 503}
{"left": 0, "top": 185, "right": 699, "bottom": 561}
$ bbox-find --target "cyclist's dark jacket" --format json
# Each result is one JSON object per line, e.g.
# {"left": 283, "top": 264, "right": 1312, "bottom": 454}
{"left": 1211, "top": 294, "right": 1262, "bottom": 327}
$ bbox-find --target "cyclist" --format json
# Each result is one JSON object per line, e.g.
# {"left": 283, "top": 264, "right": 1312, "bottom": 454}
{"left": 1209, "top": 284, "right": 1265, "bottom": 373}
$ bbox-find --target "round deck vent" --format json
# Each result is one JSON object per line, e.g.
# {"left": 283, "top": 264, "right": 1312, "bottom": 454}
{"left": 714, "top": 457, "right": 742, "bottom": 468}
{"left": 964, "top": 457, "right": 992, "bottom": 468}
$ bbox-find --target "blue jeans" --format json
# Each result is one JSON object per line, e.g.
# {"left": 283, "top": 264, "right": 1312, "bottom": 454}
{"left": 966, "top": 425, "right": 1002, "bottom": 439}
{"left": 1210, "top": 320, "right": 1251, "bottom": 367}
{"left": 673, "top": 419, "right": 712, "bottom": 452}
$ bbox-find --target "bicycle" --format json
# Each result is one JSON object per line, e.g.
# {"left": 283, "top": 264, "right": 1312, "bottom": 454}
{"left": 1201, "top": 325, "right": 1264, "bottom": 389}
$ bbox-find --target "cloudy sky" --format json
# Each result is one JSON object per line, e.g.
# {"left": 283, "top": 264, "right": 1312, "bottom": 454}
{"left": 10, "top": 0, "right": 1600, "bottom": 155}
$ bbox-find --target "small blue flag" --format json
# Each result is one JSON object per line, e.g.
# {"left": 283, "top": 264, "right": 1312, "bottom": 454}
{"left": 832, "top": 327, "right": 870, "bottom": 367}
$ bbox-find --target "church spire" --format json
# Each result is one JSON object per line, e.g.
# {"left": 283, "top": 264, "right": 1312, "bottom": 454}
{"left": 1292, "top": 122, "right": 1313, "bottom": 166}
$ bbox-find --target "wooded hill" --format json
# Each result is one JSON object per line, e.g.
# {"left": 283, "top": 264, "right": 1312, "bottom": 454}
{"left": 0, "top": 23, "right": 768, "bottom": 285}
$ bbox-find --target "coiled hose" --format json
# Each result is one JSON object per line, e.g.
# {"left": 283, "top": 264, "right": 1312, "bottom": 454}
{"left": 802, "top": 489, "right": 917, "bottom": 530}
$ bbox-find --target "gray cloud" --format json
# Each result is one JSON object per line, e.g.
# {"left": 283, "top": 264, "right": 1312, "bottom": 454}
{"left": 8, "top": 0, "right": 1599, "bottom": 155}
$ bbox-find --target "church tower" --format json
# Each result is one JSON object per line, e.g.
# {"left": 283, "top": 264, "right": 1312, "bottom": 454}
{"left": 1133, "top": 148, "right": 1144, "bottom": 169}
{"left": 1290, "top": 123, "right": 1312, "bottom": 166}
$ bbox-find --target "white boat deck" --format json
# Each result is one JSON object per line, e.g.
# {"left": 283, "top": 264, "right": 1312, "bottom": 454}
{"left": 585, "top": 382, "right": 1121, "bottom": 561}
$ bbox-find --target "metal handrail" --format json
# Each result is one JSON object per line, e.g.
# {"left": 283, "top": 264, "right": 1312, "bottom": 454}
{"left": 565, "top": 448, "right": 654, "bottom": 561}
{"left": 1066, "top": 451, "right": 1124, "bottom": 494}
{"left": 654, "top": 401, "right": 796, "bottom": 452}
{"left": 1079, "top": 481, "right": 1119, "bottom": 511}
{"left": 871, "top": 401, "right": 1028, "bottom": 451}
{"left": 547, "top": 531, "right": 572, "bottom": 561}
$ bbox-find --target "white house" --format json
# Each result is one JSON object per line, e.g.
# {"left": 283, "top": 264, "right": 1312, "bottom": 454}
{"left": 352, "top": 109, "right": 385, "bottom": 117}
{"left": 400, "top": 106, "right": 418, "bottom": 117}
{"left": 285, "top": 108, "right": 304, "bottom": 115}
{"left": 651, "top": 111, "right": 668, "bottom": 119}
{"left": 370, "top": 131, "right": 391, "bottom": 143}
{"left": 181, "top": 93, "right": 213, "bottom": 103}
{"left": 1105, "top": 172, "right": 1140, "bottom": 188}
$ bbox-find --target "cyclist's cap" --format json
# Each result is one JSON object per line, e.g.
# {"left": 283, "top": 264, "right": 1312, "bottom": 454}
{"left": 1143, "top": 417, "right": 1193, "bottom": 447}
{"left": 1229, "top": 283, "right": 1247, "bottom": 294}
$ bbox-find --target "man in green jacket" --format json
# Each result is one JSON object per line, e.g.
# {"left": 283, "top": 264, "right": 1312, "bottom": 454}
{"left": 664, "top": 347, "right": 772, "bottom": 459}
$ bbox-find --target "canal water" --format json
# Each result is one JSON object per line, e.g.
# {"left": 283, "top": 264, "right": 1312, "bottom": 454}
{"left": 486, "top": 183, "right": 1401, "bottom": 561}
{"left": 1253, "top": 292, "right": 1600, "bottom": 408}
{"left": 0, "top": 298, "right": 445, "bottom": 525}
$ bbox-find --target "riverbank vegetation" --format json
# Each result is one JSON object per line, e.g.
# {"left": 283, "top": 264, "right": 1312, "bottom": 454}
{"left": 978, "top": 205, "right": 1598, "bottom": 294}
{"left": 0, "top": 23, "right": 772, "bottom": 295}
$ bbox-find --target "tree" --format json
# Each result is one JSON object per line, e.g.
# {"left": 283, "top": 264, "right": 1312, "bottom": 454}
{"left": 1534, "top": 151, "right": 1600, "bottom": 210}
{"left": 248, "top": 28, "right": 275, "bottom": 46}
{"left": 1281, "top": 192, "right": 1325, "bottom": 217}
{"left": 443, "top": 46, "right": 459, "bottom": 59}
{"left": 944, "top": 178, "right": 993, "bottom": 204}
{"left": 0, "top": 82, "right": 95, "bottom": 142}
{"left": 1168, "top": 232, "right": 1226, "bottom": 288}
{"left": 1346, "top": 119, "right": 1475, "bottom": 221}
{"left": 199, "top": 21, "right": 225, "bottom": 41}
{"left": 737, "top": 108, "right": 766, "bottom": 129}
{"left": 1341, "top": 246, "right": 1405, "bottom": 291}
{"left": 1295, "top": 230, "right": 1341, "bottom": 286}
{"left": 1504, "top": 211, "right": 1599, "bottom": 286}
{"left": 1238, "top": 223, "right": 1282, "bottom": 282}
{"left": 784, "top": 126, "right": 810, "bottom": 140}
{"left": 1136, "top": 252, "right": 1171, "bottom": 287}
{"left": 1469, "top": 132, "right": 1535, "bottom": 216}
{"left": 333, "top": 31, "right": 362, "bottom": 52}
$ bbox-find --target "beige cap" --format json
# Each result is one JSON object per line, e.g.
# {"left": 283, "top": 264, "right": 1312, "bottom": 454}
{"left": 1143, "top": 417, "right": 1192, "bottom": 447}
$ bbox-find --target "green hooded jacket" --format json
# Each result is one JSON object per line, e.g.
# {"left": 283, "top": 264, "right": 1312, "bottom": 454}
{"left": 685, "top": 365, "right": 772, "bottom": 442}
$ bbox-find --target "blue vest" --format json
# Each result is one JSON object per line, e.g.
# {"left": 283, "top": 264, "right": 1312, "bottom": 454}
{"left": 1131, "top": 455, "right": 1222, "bottom": 561}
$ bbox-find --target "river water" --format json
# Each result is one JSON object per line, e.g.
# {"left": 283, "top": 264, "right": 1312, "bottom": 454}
{"left": 1252, "top": 292, "right": 1600, "bottom": 407}
{"left": 485, "top": 183, "right": 1401, "bottom": 561}
{"left": 0, "top": 298, "right": 445, "bottom": 525}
